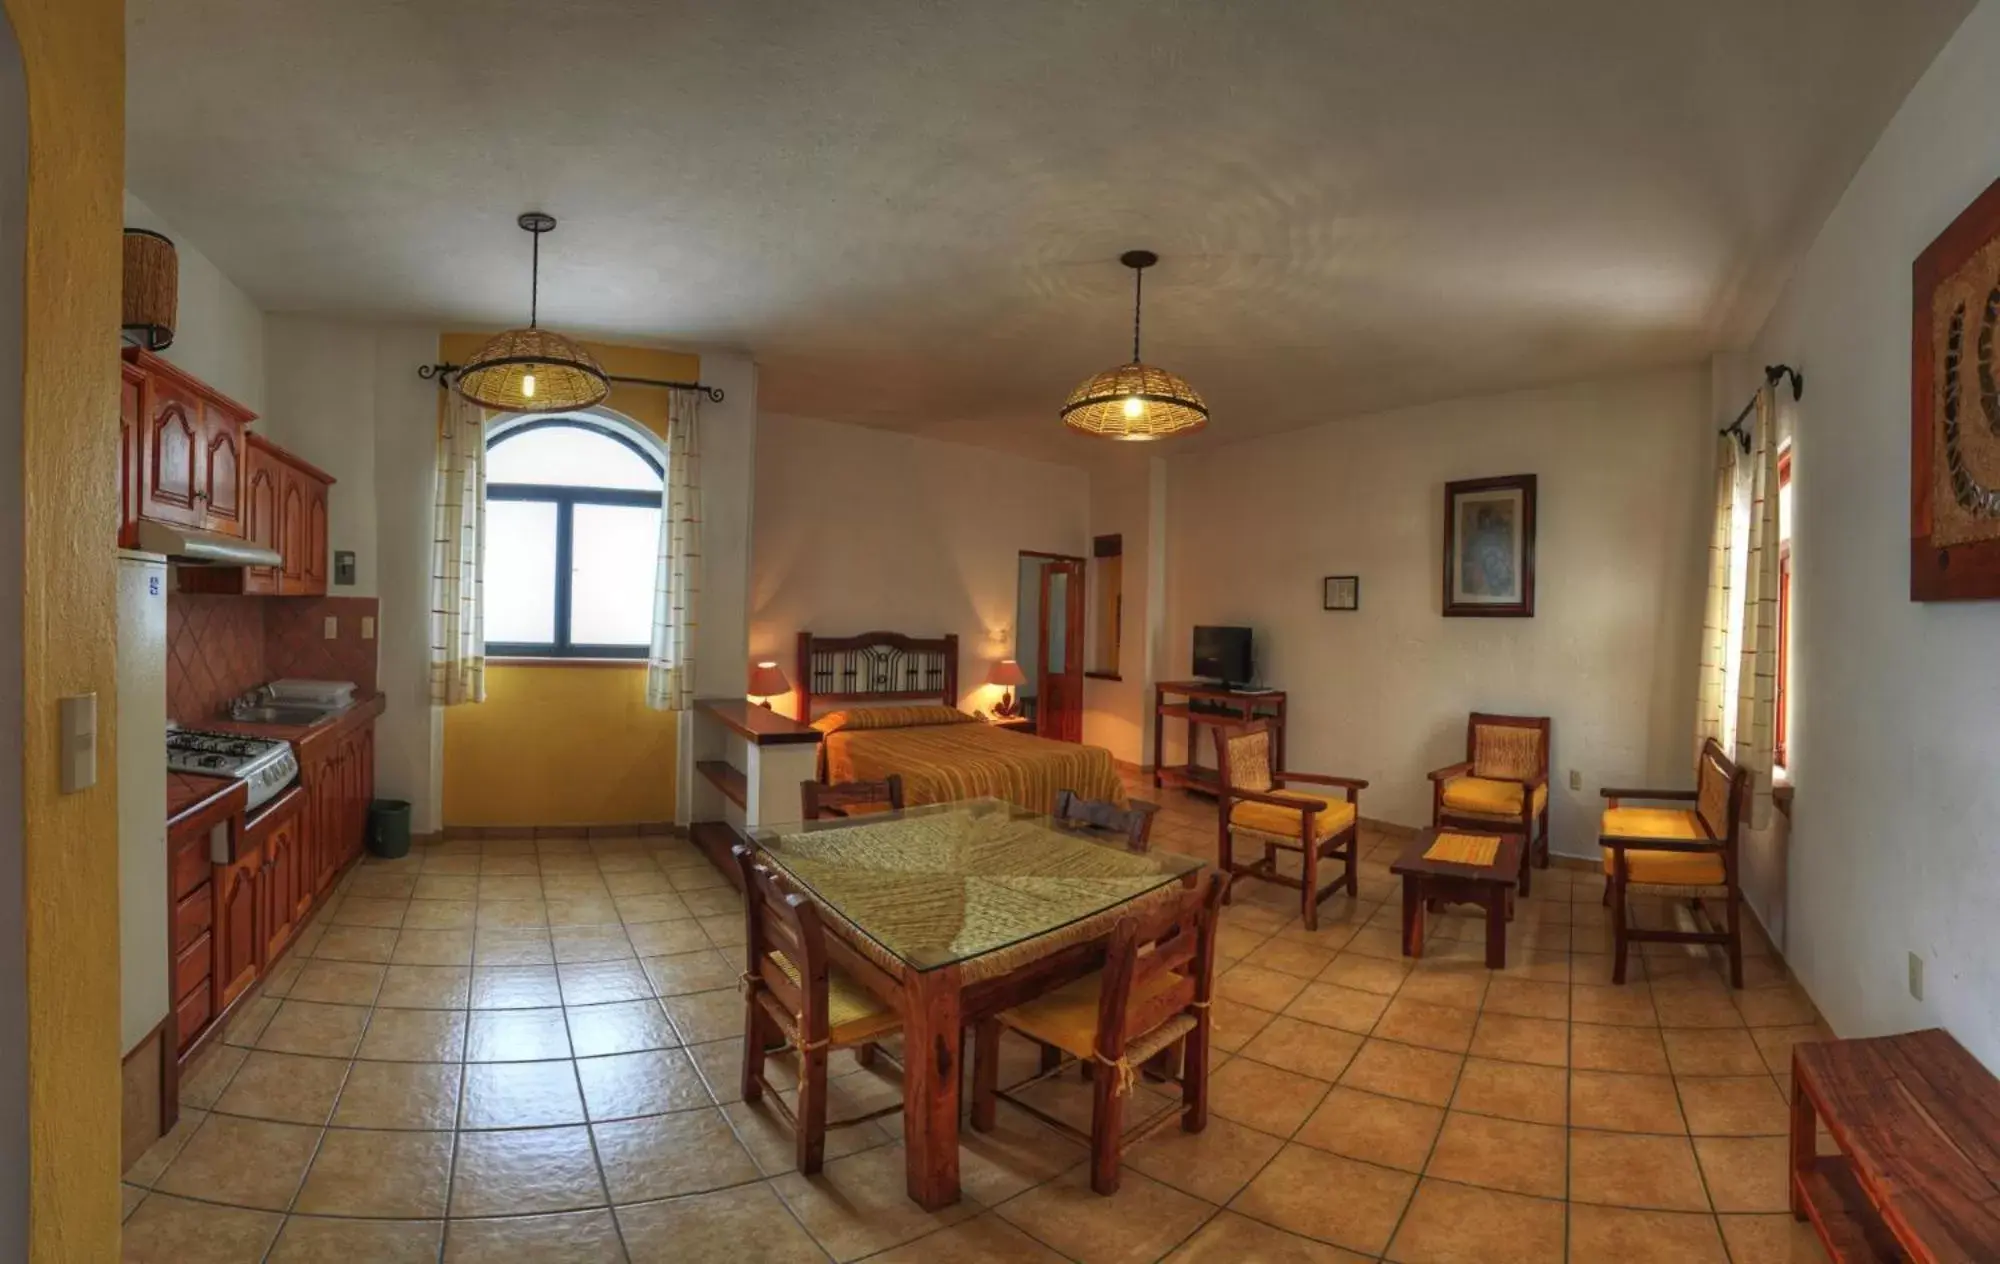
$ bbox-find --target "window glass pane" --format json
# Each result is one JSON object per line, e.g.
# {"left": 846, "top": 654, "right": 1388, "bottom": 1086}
{"left": 488, "top": 424, "right": 661, "bottom": 490}
{"left": 1046, "top": 570, "right": 1067, "bottom": 673}
{"left": 1777, "top": 477, "right": 1792, "bottom": 543}
{"left": 570, "top": 502, "right": 661, "bottom": 647}
{"left": 485, "top": 500, "right": 558, "bottom": 644}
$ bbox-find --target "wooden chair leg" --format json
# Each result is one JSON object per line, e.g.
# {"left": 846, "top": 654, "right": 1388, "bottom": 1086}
{"left": 1538, "top": 807, "right": 1552, "bottom": 868}
{"left": 1217, "top": 826, "right": 1235, "bottom": 901}
{"left": 1039, "top": 1041, "right": 1063, "bottom": 1076}
{"left": 1089, "top": 1058, "right": 1125, "bottom": 1196}
{"left": 855, "top": 1041, "right": 877, "bottom": 1070}
{"left": 1300, "top": 832, "right": 1320, "bottom": 932}
{"left": 796, "top": 1041, "right": 828, "bottom": 1175}
{"left": 1610, "top": 879, "right": 1630, "bottom": 985}
{"left": 1726, "top": 891, "right": 1744, "bottom": 990}
{"left": 741, "top": 999, "right": 767, "bottom": 1105}
{"left": 1517, "top": 817, "right": 1534, "bottom": 897}
{"left": 1344, "top": 831, "right": 1359, "bottom": 898}
{"left": 971, "top": 1020, "right": 999, "bottom": 1132}
{"left": 1182, "top": 1017, "right": 1210, "bottom": 1132}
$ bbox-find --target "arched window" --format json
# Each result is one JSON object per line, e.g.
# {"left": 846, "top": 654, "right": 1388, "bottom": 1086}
{"left": 484, "top": 416, "right": 662, "bottom": 658}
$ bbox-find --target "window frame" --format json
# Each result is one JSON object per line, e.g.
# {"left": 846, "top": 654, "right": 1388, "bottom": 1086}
{"left": 484, "top": 418, "right": 664, "bottom": 660}
{"left": 1775, "top": 445, "right": 1792, "bottom": 769}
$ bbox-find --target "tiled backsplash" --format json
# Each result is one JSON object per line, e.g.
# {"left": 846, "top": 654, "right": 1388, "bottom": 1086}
{"left": 166, "top": 587, "right": 380, "bottom": 725}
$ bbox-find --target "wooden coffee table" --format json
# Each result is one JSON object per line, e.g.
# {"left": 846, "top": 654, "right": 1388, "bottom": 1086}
{"left": 1390, "top": 828, "right": 1524, "bottom": 968}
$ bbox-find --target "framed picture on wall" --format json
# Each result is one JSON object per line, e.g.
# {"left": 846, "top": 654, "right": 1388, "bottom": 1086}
{"left": 1912, "top": 172, "right": 2000, "bottom": 600}
{"left": 1322, "top": 576, "right": 1359, "bottom": 610}
{"left": 1443, "top": 474, "right": 1536, "bottom": 617}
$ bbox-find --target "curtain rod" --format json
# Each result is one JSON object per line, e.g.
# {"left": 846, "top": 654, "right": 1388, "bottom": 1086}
{"left": 417, "top": 361, "right": 725, "bottom": 403}
{"left": 1719, "top": 364, "right": 1802, "bottom": 454}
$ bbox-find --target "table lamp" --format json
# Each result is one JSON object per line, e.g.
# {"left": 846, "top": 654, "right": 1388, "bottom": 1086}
{"left": 748, "top": 661, "right": 789, "bottom": 709}
{"left": 988, "top": 659, "right": 1027, "bottom": 717}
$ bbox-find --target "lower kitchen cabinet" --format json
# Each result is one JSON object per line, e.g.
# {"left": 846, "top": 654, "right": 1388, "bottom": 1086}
{"left": 248, "top": 785, "right": 307, "bottom": 969}
{"left": 211, "top": 832, "right": 264, "bottom": 1015}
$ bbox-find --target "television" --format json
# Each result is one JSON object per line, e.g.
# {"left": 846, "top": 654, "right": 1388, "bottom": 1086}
{"left": 1192, "top": 626, "right": 1253, "bottom": 687}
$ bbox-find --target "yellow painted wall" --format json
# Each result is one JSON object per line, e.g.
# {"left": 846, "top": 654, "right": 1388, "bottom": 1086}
{"left": 437, "top": 336, "right": 695, "bottom": 826}
{"left": 2, "top": 0, "right": 124, "bottom": 1255}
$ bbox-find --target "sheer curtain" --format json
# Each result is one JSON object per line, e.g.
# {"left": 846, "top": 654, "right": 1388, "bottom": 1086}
{"left": 1732, "top": 386, "right": 1782, "bottom": 827}
{"left": 646, "top": 388, "right": 701, "bottom": 711}
{"left": 429, "top": 390, "right": 488, "bottom": 706}
{"left": 1694, "top": 431, "right": 1738, "bottom": 755}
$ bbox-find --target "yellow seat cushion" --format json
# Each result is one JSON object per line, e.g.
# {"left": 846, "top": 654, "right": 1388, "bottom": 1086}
{"left": 768, "top": 951, "right": 900, "bottom": 1045}
{"left": 1441, "top": 776, "right": 1548, "bottom": 822}
{"left": 1000, "top": 966, "right": 1189, "bottom": 1061}
{"left": 1229, "top": 792, "right": 1357, "bottom": 842}
{"left": 1600, "top": 806, "right": 1702, "bottom": 841}
{"left": 1600, "top": 846, "right": 1726, "bottom": 888}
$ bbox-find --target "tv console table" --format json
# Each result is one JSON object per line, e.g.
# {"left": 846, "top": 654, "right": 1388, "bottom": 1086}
{"left": 1153, "top": 681, "right": 1286, "bottom": 795}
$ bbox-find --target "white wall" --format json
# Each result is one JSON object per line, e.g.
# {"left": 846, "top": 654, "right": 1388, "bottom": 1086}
{"left": 122, "top": 192, "right": 265, "bottom": 412}
{"left": 1164, "top": 368, "right": 1711, "bottom": 851}
{"left": 262, "top": 317, "right": 382, "bottom": 597}
{"left": 1082, "top": 456, "right": 1168, "bottom": 765}
{"left": 751, "top": 413, "right": 1090, "bottom": 716}
{"left": 1743, "top": 0, "right": 2000, "bottom": 1066}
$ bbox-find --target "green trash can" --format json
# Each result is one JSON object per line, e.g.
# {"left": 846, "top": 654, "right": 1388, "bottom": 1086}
{"left": 367, "top": 799, "right": 413, "bottom": 859}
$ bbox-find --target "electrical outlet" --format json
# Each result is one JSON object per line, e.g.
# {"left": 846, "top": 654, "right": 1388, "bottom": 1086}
{"left": 323, "top": 615, "right": 338, "bottom": 639}
{"left": 1569, "top": 769, "right": 1582, "bottom": 791}
{"left": 1908, "top": 952, "right": 1924, "bottom": 1001}
{"left": 361, "top": 616, "right": 375, "bottom": 640}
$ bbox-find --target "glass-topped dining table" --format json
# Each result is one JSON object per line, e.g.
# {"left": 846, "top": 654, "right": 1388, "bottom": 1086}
{"left": 750, "top": 796, "right": 1206, "bottom": 1209}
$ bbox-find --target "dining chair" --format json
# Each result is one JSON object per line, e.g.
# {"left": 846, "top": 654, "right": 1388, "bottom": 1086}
{"left": 1426, "top": 712, "right": 1552, "bottom": 894}
{"left": 733, "top": 844, "right": 904, "bottom": 1173}
{"left": 1212, "top": 720, "right": 1367, "bottom": 930}
{"left": 799, "top": 774, "right": 905, "bottom": 821}
{"left": 970, "top": 869, "right": 1228, "bottom": 1195}
{"left": 1052, "top": 789, "right": 1160, "bottom": 851}
{"left": 1598, "top": 738, "right": 1750, "bottom": 987}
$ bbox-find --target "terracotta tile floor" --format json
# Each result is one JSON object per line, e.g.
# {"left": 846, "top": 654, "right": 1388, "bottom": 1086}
{"left": 123, "top": 780, "right": 1837, "bottom": 1262}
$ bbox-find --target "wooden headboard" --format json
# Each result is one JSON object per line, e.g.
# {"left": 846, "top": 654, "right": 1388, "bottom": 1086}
{"left": 794, "top": 630, "right": 959, "bottom": 721}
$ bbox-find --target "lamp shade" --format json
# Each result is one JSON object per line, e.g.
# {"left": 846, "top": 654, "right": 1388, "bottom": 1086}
{"left": 456, "top": 326, "right": 610, "bottom": 413}
{"left": 748, "top": 661, "right": 790, "bottom": 698}
{"left": 122, "top": 228, "right": 178, "bottom": 351}
{"left": 987, "top": 659, "right": 1028, "bottom": 688}
{"left": 1061, "top": 361, "right": 1209, "bottom": 440}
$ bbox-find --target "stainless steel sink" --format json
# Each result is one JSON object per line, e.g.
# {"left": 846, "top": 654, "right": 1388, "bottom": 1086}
{"left": 228, "top": 704, "right": 336, "bottom": 726}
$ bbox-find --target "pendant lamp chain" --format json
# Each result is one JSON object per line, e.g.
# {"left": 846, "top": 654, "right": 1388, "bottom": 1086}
{"left": 1131, "top": 265, "right": 1143, "bottom": 363}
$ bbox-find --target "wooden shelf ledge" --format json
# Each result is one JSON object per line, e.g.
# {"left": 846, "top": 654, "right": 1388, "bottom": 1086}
{"left": 695, "top": 760, "right": 747, "bottom": 809}
{"left": 696, "top": 698, "right": 821, "bottom": 746}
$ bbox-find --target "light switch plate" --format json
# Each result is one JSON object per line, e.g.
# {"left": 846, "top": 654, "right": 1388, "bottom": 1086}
{"left": 58, "top": 693, "right": 97, "bottom": 793}
{"left": 361, "top": 616, "right": 375, "bottom": 640}
{"left": 1569, "top": 769, "right": 1582, "bottom": 791}
{"left": 1908, "top": 952, "right": 1924, "bottom": 1001}
{"left": 323, "top": 615, "right": 338, "bottom": 639}
{"left": 333, "top": 550, "right": 356, "bottom": 586}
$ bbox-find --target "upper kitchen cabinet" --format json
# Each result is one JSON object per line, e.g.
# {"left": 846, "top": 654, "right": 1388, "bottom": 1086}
{"left": 179, "top": 433, "right": 335, "bottom": 597}
{"left": 123, "top": 347, "right": 254, "bottom": 540}
{"left": 241, "top": 438, "right": 284, "bottom": 595}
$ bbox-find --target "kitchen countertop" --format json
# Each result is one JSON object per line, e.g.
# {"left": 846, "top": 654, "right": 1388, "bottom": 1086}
{"left": 168, "top": 772, "right": 246, "bottom": 832}
{"left": 203, "top": 691, "right": 386, "bottom": 743}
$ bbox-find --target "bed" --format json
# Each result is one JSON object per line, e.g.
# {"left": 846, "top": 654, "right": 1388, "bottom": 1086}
{"left": 796, "top": 630, "right": 1126, "bottom": 815}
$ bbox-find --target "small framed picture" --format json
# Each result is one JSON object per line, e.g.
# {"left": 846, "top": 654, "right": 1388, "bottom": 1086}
{"left": 1323, "top": 576, "right": 1359, "bottom": 610}
{"left": 1443, "top": 474, "right": 1537, "bottom": 617}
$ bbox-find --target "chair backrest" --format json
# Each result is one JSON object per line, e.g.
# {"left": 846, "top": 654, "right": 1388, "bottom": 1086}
{"left": 1052, "top": 790, "right": 1159, "bottom": 851}
{"left": 1694, "top": 739, "right": 1745, "bottom": 845}
{"left": 1094, "top": 870, "right": 1229, "bottom": 1061}
{"left": 1212, "top": 720, "right": 1275, "bottom": 795}
{"left": 800, "top": 774, "right": 906, "bottom": 821}
{"left": 732, "top": 844, "right": 831, "bottom": 1042}
{"left": 1466, "top": 713, "right": 1550, "bottom": 782}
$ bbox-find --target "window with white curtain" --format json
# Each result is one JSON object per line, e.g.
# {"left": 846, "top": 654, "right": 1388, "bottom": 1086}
{"left": 484, "top": 418, "right": 663, "bottom": 658}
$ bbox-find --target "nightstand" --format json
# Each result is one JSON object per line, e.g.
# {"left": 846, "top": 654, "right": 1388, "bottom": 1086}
{"left": 987, "top": 715, "right": 1035, "bottom": 733}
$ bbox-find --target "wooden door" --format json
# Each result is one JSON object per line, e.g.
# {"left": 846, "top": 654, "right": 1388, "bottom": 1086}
{"left": 277, "top": 465, "right": 307, "bottom": 593}
{"left": 211, "top": 843, "right": 264, "bottom": 1014}
{"left": 140, "top": 374, "right": 204, "bottom": 527}
{"left": 119, "top": 364, "right": 146, "bottom": 546}
{"left": 199, "top": 405, "right": 246, "bottom": 536}
{"left": 1032, "top": 557, "right": 1086, "bottom": 743}
{"left": 302, "top": 475, "right": 330, "bottom": 595}
{"left": 243, "top": 443, "right": 284, "bottom": 595}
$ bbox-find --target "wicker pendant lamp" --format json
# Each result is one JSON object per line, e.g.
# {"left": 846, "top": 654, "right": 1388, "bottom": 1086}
{"left": 1061, "top": 250, "right": 1208, "bottom": 441}
{"left": 456, "top": 213, "right": 610, "bottom": 413}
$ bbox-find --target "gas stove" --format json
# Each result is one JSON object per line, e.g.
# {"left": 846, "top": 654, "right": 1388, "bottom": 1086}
{"left": 167, "top": 728, "right": 299, "bottom": 812}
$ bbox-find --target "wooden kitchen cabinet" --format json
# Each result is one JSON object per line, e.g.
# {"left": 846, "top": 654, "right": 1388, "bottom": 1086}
{"left": 211, "top": 836, "right": 264, "bottom": 1015}
{"left": 250, "top": 787, "right": 307, "bottom": 966}
{"left": 176, "top": 433, "right": 336, "bottom": 597}
{"left": 300, "top": 470, "right": 330, "bottom": 594}
{"left": 125, "top": 348, "right": 254, "bottom": 540}
{"left": 241, "top": 438, "right": 284, "bottom": 595}
{"left": 119, "top": 362, "right": 146, "bottom": 547}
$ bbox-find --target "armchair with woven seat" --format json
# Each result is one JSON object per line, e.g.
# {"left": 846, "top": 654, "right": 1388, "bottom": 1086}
{"left": 1213, "top": 721, "right": 1367, "bottom": 930}
{"left": 733, "top": 844, "right": 903, "bottom": 1174}
{"left": 1598, "top": 738, "right": 1749, "bottom": 987}
{"left": 971, "top": 869, "right": 1228, "bottom": 1195}
{"left": 1427, "top": 713, "right": 1551, "bottom": 895}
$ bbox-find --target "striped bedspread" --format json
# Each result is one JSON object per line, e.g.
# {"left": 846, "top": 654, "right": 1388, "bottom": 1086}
{"left": 824, "top": 723, "right": 1126, "bottom": 815}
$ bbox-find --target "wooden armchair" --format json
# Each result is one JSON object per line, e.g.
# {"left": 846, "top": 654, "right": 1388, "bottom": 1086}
{"left": 971, "top": 869, "right": 1228, "bottom": 1195}
{"left": 1427, "top": 713, "right": 1551, "bottom": 895}
{"left": 1598, "top": 738, "right": 1749, "bottom": 987}
{"left": 733, "top": 844, "right": 904, "bottom": 1173}
{"left": 1052, "top": 789, "right": 1160, "bottom": 851}
{"left": 1213, "top": 721, "right": 1367, "bottom": 930}
{"left": 799, "top": 774, "right": 905, "bottom": 821}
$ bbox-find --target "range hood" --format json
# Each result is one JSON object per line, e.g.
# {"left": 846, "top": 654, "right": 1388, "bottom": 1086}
{"left": 134, "top": 520, "right": 282, "bottom": 567}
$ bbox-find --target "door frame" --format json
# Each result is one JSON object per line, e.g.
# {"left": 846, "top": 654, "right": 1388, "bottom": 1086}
{"left": 1020, "top": 551, "right": 1086, "bottom": 741}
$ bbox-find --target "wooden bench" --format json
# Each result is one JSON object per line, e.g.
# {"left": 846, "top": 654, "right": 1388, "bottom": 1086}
{"left": 1791, "top": 1027, "right": 2000, "bottom": 1261}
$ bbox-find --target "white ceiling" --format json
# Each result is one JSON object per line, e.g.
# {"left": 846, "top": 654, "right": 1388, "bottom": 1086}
{"left": 127, "top": 0, "right": 1970, "bottom": 464}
